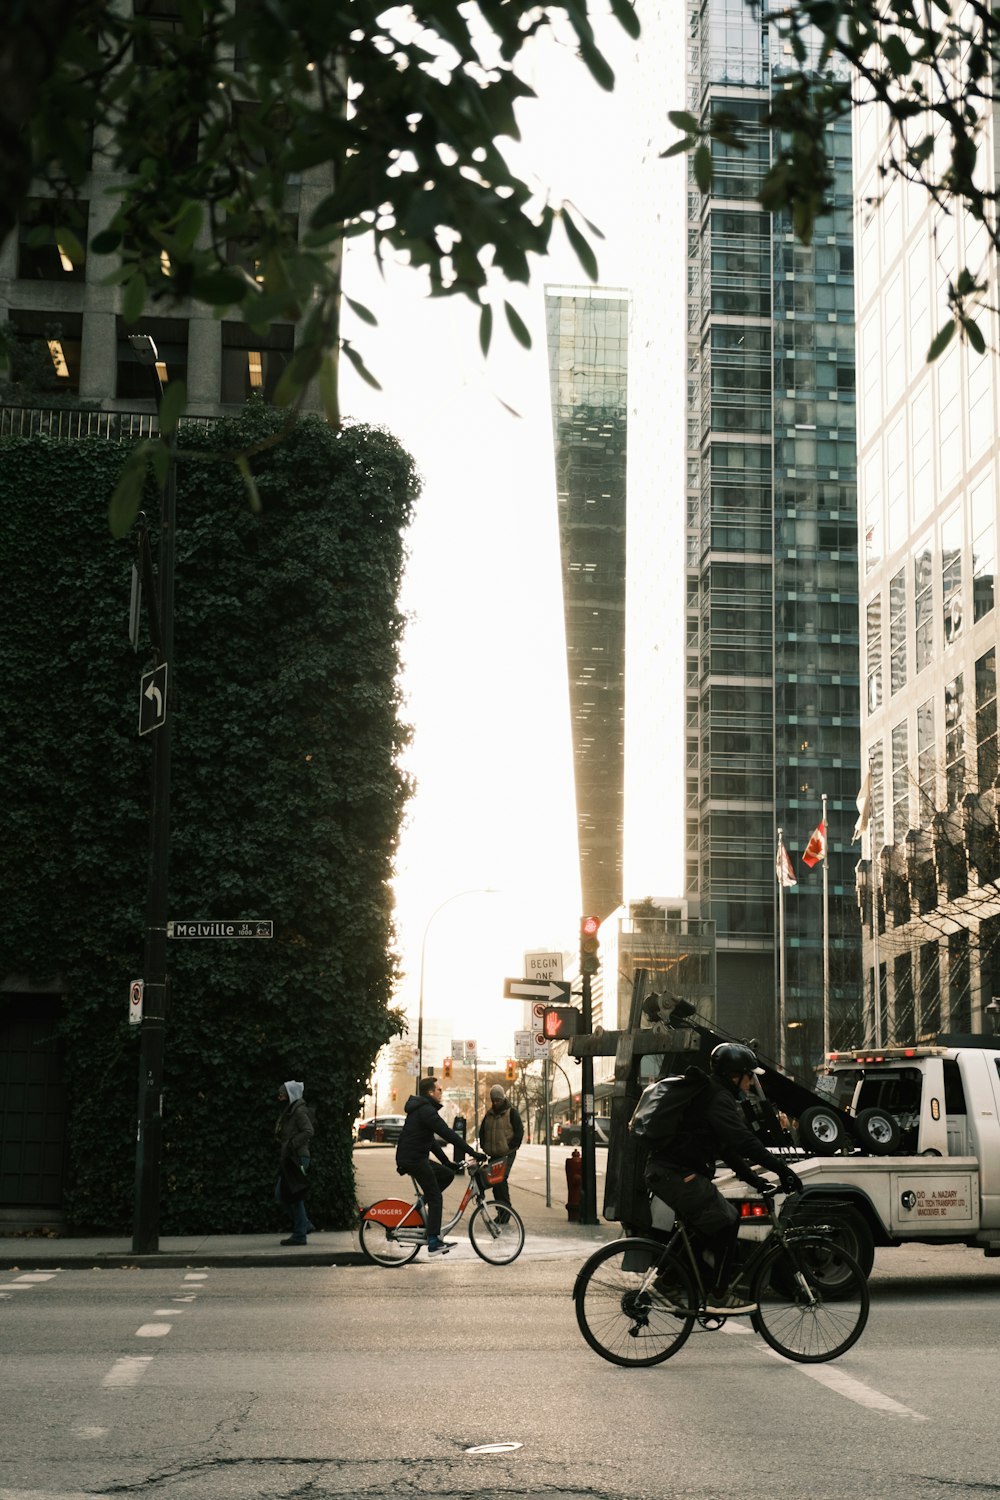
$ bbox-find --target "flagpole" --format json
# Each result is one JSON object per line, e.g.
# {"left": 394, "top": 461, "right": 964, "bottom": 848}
{"left": 777, "top": 826, "right": 787, "bottom": 1071}
{"left": 822, "top": 793, "right": 830, "bottom": 1058}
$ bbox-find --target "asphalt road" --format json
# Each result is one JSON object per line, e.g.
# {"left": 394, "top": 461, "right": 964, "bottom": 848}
{"left": 3, "top": 1207, "right": 1000, "bottom": 1500}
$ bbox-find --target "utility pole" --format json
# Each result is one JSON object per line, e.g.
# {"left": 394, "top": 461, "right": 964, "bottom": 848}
{"left": 578, "top": 915, "right": 601, "bottom": 1226}
{"left": 131, "top": 335, "right": 176, "bottom": 1254}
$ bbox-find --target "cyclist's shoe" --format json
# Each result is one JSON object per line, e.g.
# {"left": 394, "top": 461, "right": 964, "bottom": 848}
{"left": 426, "top": 1237, "right": 456, "bottom": 1255}
{"left": 651, "top": 1274, "right": 687, "bottom": 1310}
{"left": 705, "top": 1283, "right": 757, "bottom": 1314}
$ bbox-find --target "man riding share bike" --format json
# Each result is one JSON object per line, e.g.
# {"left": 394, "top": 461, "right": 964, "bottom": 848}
{"left": 395, "top": 1076, "right": 487, "bottom": 1255}
{"left": 644, "top": 1042, "right": 803, "bottom": 1313}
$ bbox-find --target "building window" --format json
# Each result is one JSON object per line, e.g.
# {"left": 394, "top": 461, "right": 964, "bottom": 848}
{"left": 919, "top": 941, "right": 940, "bottom": 1037}
{"left": 976, "top": 648, "right": 997, "bottom": 791}
{"left": 17, "top": 198, "right": 88, "bottom": 282}
{"left": 917, "top": 697, "right": 936, "bottom": 821}
{"left": 6, "top": 310, "right": 83, "bottom": 395}
{"left": 914, "top": 541, "right": 934, "bottom": 671}
{"left": 941, "top": 506, "right": 963, "bottom": 646}
{"left": 866, "top": 594, "right": 882, "bottom": 712}
{"left": 115, "top": 317, "right": 188, "bottom": 398}
{"left": 889, "top": 567, "right": 906, "bottom": 695}
{"left": 949, "top": 931, "right": 970, "bottom": 1033}
{"left": 892, "top": 721, "right": 909, "bottom": 843}
{"left": 972, "top": 473, "right": 995, "bottom": 623}
{"left": 945, "top": 674, "right": 965, "bottom": 809}
{"left": 220, "top": 322, "right": 293, "bottom": 404}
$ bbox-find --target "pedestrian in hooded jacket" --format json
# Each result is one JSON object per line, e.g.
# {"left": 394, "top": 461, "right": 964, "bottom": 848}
{"left": 395, "top": 1077, "right": 486, "bottom": 1254}
{"left": 478, "top": 1085, "right": 524, "bottom": 1221}
{"left": 275, "top": 1080, "right": 315, "bottom": 1245}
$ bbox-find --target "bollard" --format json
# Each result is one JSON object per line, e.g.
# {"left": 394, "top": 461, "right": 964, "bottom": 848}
{"left": 565, "top": 1148, "right": 582, "bottom": 1222}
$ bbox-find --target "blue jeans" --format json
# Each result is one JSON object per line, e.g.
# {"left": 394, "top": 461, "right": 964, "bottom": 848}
{"left": 276, "top": 1156, "right": 311, "bottom": 1239}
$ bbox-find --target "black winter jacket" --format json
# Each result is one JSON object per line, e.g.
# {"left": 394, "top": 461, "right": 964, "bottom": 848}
{"left": 395, "top": 1094, "right": 476, "bottom": 1171}
{"left": 649, "top": 1072, "right": 789, "bottom": 1185}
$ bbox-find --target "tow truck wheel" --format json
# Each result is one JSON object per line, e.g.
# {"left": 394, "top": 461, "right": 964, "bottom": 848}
{"left": 786, "top": 1204, "right": 876, "bottom": 1284}
{"left": 853, "top": 1107, "right": 901, "bottom": 1155}
{"left": 796, "top": 1104, "right": 848, "bottom": 1156}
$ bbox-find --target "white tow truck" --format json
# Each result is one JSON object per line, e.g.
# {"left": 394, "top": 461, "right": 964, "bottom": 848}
{"left": 717, "top": 1034, "right": 1000, "bottom": 1275}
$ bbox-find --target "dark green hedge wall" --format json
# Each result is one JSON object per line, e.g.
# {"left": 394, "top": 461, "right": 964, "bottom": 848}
{"left": 0, "top": 405, "right": 417, "bottom": 1232}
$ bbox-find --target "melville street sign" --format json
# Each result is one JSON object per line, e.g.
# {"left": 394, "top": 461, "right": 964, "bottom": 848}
{"left": 168, "top": 920, "right": 273, "bottom": 938}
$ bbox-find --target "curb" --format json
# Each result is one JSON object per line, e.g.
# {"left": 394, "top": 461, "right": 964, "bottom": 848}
{"left": 0, "top": 1250, "right": 368, "bottom": 1270}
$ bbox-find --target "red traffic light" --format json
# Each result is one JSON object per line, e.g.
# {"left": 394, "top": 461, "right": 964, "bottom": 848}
{"left": 580, "top": 915, "right": 600, "bottom": 974}
{"left": 542, "top": 1006, "right": 580, "bottom": 1040}
{"left": 581, "top": 916, "right": 600, "bottom": 937}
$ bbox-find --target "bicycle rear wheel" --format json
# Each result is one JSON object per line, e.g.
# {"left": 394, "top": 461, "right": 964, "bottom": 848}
{"left": 468, "top": 1202, "right": 525, "bottom": 1264}
{"left": 359, "top": 1218, "right": 421, "bottom": 1267}
{"left": 750, "top": 1237, "right": 869, "bottom": 1362}
{"left": 574, "top": 1239, "right": 695, "bottom": 1367}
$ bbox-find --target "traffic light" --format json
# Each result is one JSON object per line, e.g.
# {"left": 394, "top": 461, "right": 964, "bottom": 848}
{"left": 391, "top": 1088, "right": 397, "bottom": 1101}
{"left": 542, "top": 1006, "right": 580, "bottom": 1040}
{"left": 442, "top": 1056, "right": 452, "bottom": 1079}
{"left": 505, "top": 1059, "right": 516, "bottom": 1082}
{"left": 580, "top": 915, "right": 600, "bottom": 975}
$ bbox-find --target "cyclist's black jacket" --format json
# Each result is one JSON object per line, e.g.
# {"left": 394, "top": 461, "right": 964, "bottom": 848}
{"left": 395, "top": 1093, "right": 476, "bottom": 1172}
{"left": 649, "top": 1072, "right": 789, "bottom": 1184}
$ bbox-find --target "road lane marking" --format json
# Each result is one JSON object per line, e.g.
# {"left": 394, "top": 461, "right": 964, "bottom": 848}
{"left": 173, "top": 1294, "right": 196, "bottom": 1302}
{"left": 0, "top": 1284, "right": 35, "bottom": 1291}
{"left": 71, "top": 1423, "right": 108, "bottom": 1440}
{"left": 12, "top": 1273, "right": 58, "bottom": 1282}
{"left": 154, "top": 1308, "right": 183, "bottom": 1315}
{"left": 183, "top": 1273, "right": 208, "bottom": 1281}
{"left": 135, "top": 1323, "right": 172, "bottom": 1337}
{"left": 103, "top": 1356, "right": 154, "bottom": 1387}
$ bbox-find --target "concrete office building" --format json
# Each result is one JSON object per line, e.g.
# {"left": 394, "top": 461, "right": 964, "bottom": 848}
{"left": 682, "top": 0, "right": 863, "bottom": 1069}
{"left": 853, "top": 88, "right": 1000, "bottom": 1043}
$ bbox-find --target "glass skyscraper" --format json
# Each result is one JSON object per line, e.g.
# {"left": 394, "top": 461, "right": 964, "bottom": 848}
{"left": 545, "top": 287, "right": 630, "bottom": 925}
{"left": 683, "top": 0, "right": 863, "bottom": 1068}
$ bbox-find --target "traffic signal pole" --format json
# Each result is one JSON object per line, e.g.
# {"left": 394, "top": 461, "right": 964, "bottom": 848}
{"left": 579, "top": 970, "right": 598, "bottom": 1225}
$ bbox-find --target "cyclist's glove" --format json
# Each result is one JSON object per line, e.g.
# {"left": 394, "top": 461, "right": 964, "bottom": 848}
{"left": 747, "top": 1173, "right": 772, "bottom": 1194}
{"left": 778, "top": 1166, "right": 804, "bottom": 1194}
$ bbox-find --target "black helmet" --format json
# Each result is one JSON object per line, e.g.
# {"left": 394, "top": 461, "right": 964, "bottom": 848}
{"left": 710, "top": 1042, "right": 761, "bottom": 1078}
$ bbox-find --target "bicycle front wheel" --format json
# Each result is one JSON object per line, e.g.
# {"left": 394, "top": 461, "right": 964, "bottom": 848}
{"left": 750, "top": 1237, "right": 869, "bottom": 1363}
{"left": 468, "top": 1202, "right": 525, "bottom": 1264}
{"left": 359, "top": 1218, "right": 421, "bottom": 1267}
{"left": 574, "top": 1239, "right": 695, "bottom": 1367}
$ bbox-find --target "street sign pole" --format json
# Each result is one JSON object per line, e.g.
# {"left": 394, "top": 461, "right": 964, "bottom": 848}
{"left": 544, "top": 1054, "right": 551, "bottom": 1208}
{"left": 132, "top": 356, "right": 176, "bottom": 1256}
{"left": 580, "top": 970, "right": 598, "bottom": 1225}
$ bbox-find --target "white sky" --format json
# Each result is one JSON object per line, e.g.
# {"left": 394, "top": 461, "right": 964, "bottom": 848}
{"left": 339, "top": 10, "right": 679, "bottom": 1072}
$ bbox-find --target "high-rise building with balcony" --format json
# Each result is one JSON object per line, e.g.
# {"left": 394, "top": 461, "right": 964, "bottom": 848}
{"left": 853, "top": 81, "right": 1000, "bottom": 1044}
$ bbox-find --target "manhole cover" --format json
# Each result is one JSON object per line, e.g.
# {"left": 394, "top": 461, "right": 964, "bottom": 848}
{"left": 465, "top": 1442, "right": 523, "bottom": 1455}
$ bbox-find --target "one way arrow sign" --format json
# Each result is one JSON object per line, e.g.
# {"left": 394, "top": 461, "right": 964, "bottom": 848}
{"left": 503, "top": 977, "right": 572, "bottom": 1003}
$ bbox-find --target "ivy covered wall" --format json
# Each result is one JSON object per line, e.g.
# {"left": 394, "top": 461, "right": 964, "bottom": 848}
{"left": 0, "top": 406, "right": 417, "bottom": 1232}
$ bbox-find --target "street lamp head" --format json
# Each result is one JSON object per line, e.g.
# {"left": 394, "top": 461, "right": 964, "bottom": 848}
{"left": 128, "top": 333, "right": 159, "bottom": 365}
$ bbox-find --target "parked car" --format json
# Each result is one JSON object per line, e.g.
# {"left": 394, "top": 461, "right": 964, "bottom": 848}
{"left": 356, "top": 1114, "right": 406, "bottom": 1143}
{"left": 556, "top": 1116, "right": 611, "bottom": 1147}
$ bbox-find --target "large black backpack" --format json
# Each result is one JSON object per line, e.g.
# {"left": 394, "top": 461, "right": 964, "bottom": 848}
{"left": 628, "top": 1066, "right": 710, "bottom": 1147}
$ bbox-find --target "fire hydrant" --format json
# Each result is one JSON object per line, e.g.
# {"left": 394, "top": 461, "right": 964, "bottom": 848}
{"left": 565, "top": 1149, "right": 582, "bottom": 1222}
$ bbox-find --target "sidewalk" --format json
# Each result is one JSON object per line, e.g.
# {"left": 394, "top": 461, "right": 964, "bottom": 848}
{"left": 0, "top": 1146, "right": 616, "bottom": 1270}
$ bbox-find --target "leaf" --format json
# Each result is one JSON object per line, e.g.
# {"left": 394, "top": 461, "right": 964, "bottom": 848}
{"left": 54, "top": 227, "right": 85, "bottom": 265}
{"left": 158, "top": 378, "right": 187, "bottom": 436}
{"left": 235, "top": 454, "right": 262, "bottom": 514}
{"left": 694, "top": 143, "right": 713, "bottom": 193}
{"left": 121, "top": 272, "right": 147, "bottom": 326}
{"left": 190, "top": 268, "right": 249, "bottom": 305}
{"left": 660, "top": 138, "right": 694, "bottom": 159}
{"left": 668, "top": 111, "right": 700, "bottom": 134}
{"left": 107, "top": 447, "right": 150, "bottom": 539}
{"left": 882, "top": 34, "right": 912, "bottom": 75}
{"left": 961, "top": 315, "right": 986, "bottom": 355}
{"left": 90, "top": 227, "right": 122, "bottom": 255}
{"left": 562, "top": 209, "right": 599, "bottom": 281}
{"left": 927, "top": 320, "right": 956, "bottom": 361}
{"left": 341, "top": 341, "right": 383, "bottom": 390}
{"left": 344, "top": 296, "right": 378, "bottom": 327}
{"left": 607, "top": 0, "right": 641, "bottom": 40}
{"left": 171, "top": 201, "right": 203, "bottom": 251}
{"left": 319, "top": 352, "right": 340, "bottom": 427}
{"left": 479, "top": 304, "right": 493, "bottom": 358}
{"left": 504, "top": 301, "right": 532, "bottom": 349}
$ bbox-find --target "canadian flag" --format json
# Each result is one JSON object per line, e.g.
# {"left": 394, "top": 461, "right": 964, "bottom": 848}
{"left": 776, "top": 844, "right": 797, "bottom": 888}
{"left": 802, "top": 820, "right": 827, "bottom": 868}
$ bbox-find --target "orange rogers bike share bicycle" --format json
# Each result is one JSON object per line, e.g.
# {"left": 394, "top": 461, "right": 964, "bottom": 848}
{"left": 358, "top": 1158, "right": 525, "bottom": 1267}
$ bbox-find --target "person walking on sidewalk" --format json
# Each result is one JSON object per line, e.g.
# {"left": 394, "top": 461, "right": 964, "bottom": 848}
{"left": 275, "top": 1080, "right": 314, "bottom": 1245}
{"left": 395, "top": 1077, "right": 485, "bottom": 1255}
{"left": 478, "top": 1084, "right": 523, "bottom": 1221}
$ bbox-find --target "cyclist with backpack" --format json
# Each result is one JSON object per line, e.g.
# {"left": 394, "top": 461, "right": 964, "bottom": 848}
{"left": 641, "top": 1042, "right": 803, "bottom": 1313}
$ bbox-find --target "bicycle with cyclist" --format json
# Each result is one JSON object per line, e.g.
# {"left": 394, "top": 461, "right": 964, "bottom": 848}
{"left": 394, "top": 1075, "right": 487, "bottom": 1255}
{"left": 643, "top": 1041, "right": 804, "bottom": 1313}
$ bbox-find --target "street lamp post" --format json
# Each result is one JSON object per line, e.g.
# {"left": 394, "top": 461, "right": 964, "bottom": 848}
{"left": 130, "top": 334, "right": 176, "bottom": 1254}
{"left": 416, "top": 888, "right": 497, "bottom": 1089}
